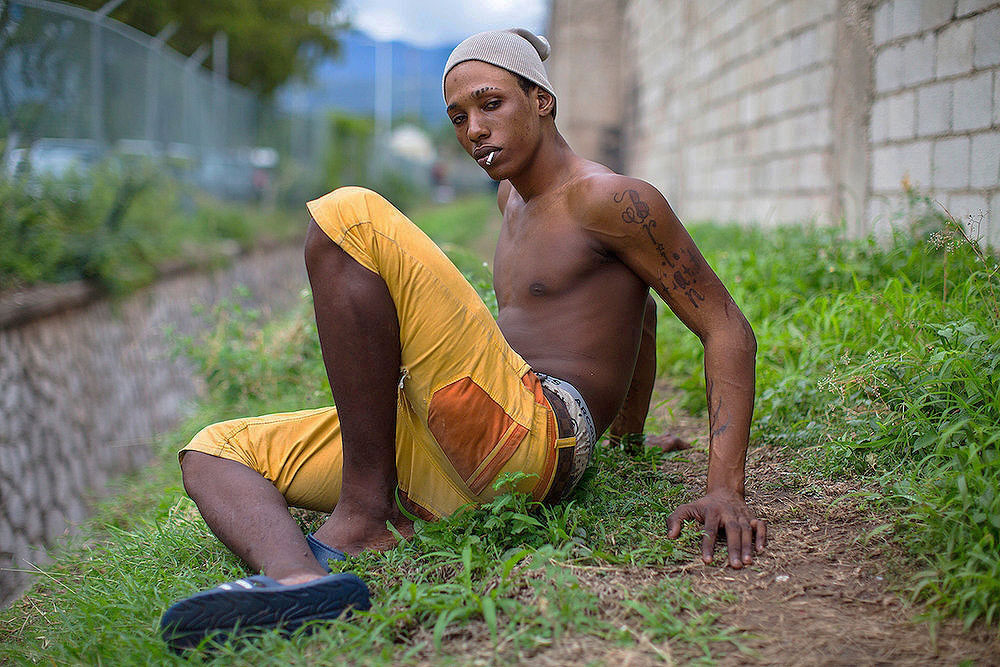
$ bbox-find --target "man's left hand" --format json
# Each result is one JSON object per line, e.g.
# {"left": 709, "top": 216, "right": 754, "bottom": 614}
{"left": 666, "top": 491, "right": 767, "bottom": 569}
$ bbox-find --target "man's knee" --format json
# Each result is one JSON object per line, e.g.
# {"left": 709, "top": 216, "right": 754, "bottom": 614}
{"left": 179, "top": 451, "right": 212, "bottom": 497}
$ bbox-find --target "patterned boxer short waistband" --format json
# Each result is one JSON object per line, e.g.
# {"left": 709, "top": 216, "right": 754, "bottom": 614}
{"left": 534, "top": 372, "right": 597, "bottom": 498}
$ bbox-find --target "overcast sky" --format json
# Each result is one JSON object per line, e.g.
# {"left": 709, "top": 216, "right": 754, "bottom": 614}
{"left": 340, "top": 0, "right": 550, "bottom": 47}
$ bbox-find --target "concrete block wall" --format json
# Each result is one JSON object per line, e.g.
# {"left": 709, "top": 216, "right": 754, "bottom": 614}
{"left": 622, "top": 0, "right": 840, "bottom": 226}
{"left": 547, "top": 0, "right": 628, "bottom": 171}
{"left": 548, "top": 0, "right": 1000, "bottom": 241}
{"left": 869, "top": 0, "right": 1000, "bottom": 243}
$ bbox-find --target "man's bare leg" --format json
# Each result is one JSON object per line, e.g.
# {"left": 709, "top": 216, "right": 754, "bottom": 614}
{"left": 181, "top": 452, "right": 328, "bottom": 585}
{"left": 179, "top": 220, "right": 412, "bottom": 585}
{"left": 304, "top": 220, "right": 413, "bottom": 555}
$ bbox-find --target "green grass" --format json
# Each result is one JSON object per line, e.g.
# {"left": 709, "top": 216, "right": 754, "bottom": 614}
{"left": 2, "top": 190, "right": 998, "bottom": 663}
{"left": 659, "top": 190, "right": 1000, "bottom": 628}
{"left": 0, "top": 161, "right": 306, "bottom": 295}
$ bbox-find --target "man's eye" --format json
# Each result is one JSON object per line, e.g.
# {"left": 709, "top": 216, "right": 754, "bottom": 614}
{"left": 450, "top": 115, "right": 466, "bottom": 125}
{"left": 484, "top": 100, "right": 500, "bottom": 110}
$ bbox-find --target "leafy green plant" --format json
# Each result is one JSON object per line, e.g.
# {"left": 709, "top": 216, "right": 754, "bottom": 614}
{"left": 0, "top": 161, "right": 304, "bottom": 294}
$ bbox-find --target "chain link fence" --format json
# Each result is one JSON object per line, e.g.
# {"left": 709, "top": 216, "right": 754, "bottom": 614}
{"left": 0, "top": 0, "right": 330, "bottom": 201}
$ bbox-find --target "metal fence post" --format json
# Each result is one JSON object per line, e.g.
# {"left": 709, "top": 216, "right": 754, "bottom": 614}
{"left": 89, "top": 0, "right": 127, "bottom": 146}
{"left": 182, "top": 43, "right": 209, "bottom": 149}
{"left": 212, "top": 31, "right": 228, "bottom": 151}
{"left": 144, "top": 21, "right": 178, "bottom": 147}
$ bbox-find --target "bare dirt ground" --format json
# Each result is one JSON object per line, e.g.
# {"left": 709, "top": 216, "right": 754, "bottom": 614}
{"left": 647, "top": 381, "right": 1000, "bottom": 666}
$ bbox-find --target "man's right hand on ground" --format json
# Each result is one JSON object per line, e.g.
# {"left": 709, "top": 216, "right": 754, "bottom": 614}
{"left": 666, "top": 491, "right": 767, "bottom": 569}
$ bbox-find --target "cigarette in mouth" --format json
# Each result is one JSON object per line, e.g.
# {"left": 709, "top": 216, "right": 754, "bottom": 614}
{"left": 485, "top": 151, "right": 495, "bottom": 166}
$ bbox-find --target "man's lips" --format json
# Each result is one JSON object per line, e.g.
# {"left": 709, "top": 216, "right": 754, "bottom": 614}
{"left": 473, "top": 146, "right": 500, "bottom": 162}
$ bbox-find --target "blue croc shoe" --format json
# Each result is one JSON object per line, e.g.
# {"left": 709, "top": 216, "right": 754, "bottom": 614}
{"left": 306, "top": 533, "right": 347, "bottom": 572}
{"left": 160, "top": 572, "right": 370, "bottom": 651}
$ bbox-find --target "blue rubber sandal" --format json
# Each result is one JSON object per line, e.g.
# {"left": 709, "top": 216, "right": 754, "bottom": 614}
{"left": 306, "top": 533, "right": 346, "bottom": 572}
{"left": 159, "top": 572, "right": 370, "bottom": 650}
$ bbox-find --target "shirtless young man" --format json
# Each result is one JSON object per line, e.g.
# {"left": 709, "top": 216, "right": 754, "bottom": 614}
{"left": 160, "top": 28, "right": 765, "bottom": 648}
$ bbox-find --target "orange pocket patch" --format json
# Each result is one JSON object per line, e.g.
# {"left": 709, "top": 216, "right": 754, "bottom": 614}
{"left": 427, "top": 377, "right": 528, "bottom": 495}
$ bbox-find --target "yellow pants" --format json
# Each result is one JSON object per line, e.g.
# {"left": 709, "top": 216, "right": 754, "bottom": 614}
{"left": 180, "top": 187, "right": 574, "bottom": 519}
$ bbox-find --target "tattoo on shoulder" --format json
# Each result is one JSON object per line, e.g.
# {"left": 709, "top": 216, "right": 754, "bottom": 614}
{"left": 613, "top": 189, "right": 706, "bottom": 308}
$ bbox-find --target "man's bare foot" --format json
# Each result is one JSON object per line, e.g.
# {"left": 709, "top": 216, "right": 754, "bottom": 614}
{"left": 644, "top": 433, "right": 690, "bottom": 452}
{"left": 276, "top": 572, "right": 328, "bottom": 586}
{"left": 312, "top": 499, "right": 415, "bottom": 556}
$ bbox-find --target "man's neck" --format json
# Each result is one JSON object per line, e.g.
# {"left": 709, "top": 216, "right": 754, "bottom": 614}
{"left": 507, "top": 128, "right": 577, "bottom": 202}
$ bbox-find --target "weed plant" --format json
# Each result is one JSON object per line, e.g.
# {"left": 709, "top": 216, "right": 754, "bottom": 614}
{"left": 0, "top": 161, "right": 303, "bottom": 294}
{"left": 660, "top": 190, "right": 999, "bottom": 628}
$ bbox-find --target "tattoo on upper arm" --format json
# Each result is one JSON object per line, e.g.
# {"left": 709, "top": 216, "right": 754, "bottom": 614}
{"left": 614, "top": 189, "right": 706, "bottom": 308}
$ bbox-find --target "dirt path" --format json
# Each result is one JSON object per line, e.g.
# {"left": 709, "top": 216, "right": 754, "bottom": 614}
{"left": 648, "top": 381, "right": 1000, "bottom": 666}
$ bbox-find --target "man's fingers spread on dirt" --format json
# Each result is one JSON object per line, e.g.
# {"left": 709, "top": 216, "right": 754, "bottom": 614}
{"left": 701, "top": 514, "right": 719, "bottom": 563}
{"left": 666, "top": 505, "right": 690, "bottom": 538}
{"left": 724, "top": 519, "right": 744, "bottom": 568}
{"left": 753, "top": 519, "right": 768, "bottom": 551}
{"left": 741, "top": 519, "right": 754, "bottom": 564}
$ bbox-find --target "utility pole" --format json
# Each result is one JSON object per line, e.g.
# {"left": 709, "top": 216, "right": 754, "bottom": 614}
{"left": 89, "top": 0, "right": 128, "bottom": 146}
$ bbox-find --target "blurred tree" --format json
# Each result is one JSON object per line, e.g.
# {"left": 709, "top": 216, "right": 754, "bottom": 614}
{"left": 64, "top": 0, "right": 344, "bottom": 96}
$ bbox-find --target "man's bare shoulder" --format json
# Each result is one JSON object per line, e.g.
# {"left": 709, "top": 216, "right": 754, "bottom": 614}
{"left": 565, "top": 169, "right": 670, "bottom": 235}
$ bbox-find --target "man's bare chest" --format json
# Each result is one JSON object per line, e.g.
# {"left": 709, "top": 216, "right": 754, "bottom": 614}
{"left": 492, "top": 214, "right": 613, "bottom": 304}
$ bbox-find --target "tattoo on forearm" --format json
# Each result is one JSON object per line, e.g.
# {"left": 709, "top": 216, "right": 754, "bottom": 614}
{"left": 614, "top": 189, "right": 705, "bottom": 308}
{"left": 707, "top": 379, "right": 731, "bottom": 444}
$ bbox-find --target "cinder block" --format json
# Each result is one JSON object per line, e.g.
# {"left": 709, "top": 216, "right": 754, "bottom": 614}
{"left": 804, "top": 66, "right": 832, "bottom": 106}
{"left": 957, "top": 0, "right": 996, "bottom": 17}
{"left": 917, "top": 81, "right": 953, "bottom": 135}
{"left": 949, "top": 193, "right": 989, "bottom": 238}
{"left": 995, "top": 71, "right": 1000, "bottom": 125}
{"left": 893, "top": 0, "right": 923, "bottom": 38}
{"left": 888, "top": 90, "right": 918, "bottom": 139}
{"left": 814, "top": 108, "right": 833, "bottom": 146}
{"left": 936, "top": 19, "right": 974, "bottom": 77}
{"left": 933, "top": 136, "right": 971, "bottom": 188}
{"left": 901, "top": 140, "right": 934, "bottom": 186}
{"left": 970, "top": 131, "right": 1000, "bottom": 188}
{"left": 873, "top": 144, "right": 902, "bottom": 190}
{"left": 798, "top": 27, "right": 820, "bottom": 67}
{"left": 973, "top": 8, "right": 1000, "bottom": 68}
{"left": 874, "top": 1, "right": 894, "bottom": 44}
{"left": 953, "top": 71, "right": 993, "bottom": 131}
{"left": 799, "top": 152, "right": 829, "bottom": 190}
{"left": 919, "top": 0, "right": 955, "bottom": 32}
{"left": 989, "top": 191, "right": 1000, "bottom": 246}
{"left": 871, "top": 97, "right": 889, "bottom": 144}
{"left": 875, "top": 44, "right": 905, "bottom": 92}
{"left": 776, "top": 38, "right": 796, "bottom": 76}
{"left": 903, "top": 34, "right": 937, "bottom": 85}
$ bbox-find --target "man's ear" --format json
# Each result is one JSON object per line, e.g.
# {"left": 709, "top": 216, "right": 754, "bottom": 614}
{"left": 536, "top": 89, "right": 555, "bottom": 117}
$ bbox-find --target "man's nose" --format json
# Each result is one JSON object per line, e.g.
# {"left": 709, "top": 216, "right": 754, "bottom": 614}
{"left": 467, "top": 113, "right": 489, "bottom": 143}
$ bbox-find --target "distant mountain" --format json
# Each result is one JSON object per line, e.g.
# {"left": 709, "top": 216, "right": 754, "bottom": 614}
{"left": 277, "top": 30, "right": 455, "bottom": 127}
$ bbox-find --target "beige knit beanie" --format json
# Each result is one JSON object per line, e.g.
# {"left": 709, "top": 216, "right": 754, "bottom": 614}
{"left": 442, "top": 28, "right": 556, "bottom": 104}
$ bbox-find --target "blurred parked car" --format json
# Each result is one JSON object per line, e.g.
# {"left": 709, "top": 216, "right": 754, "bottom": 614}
{"left": 4, "top": 138, "right": 103, "bottom": 179}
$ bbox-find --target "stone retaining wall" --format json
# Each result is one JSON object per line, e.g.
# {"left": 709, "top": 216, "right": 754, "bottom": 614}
{"left": 0, "top": 242, "right": 306, "bottom": 608}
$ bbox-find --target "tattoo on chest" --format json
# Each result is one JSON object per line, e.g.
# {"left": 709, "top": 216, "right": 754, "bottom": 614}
{"left": 614, "top": 189, "right": 706, "bottom": 308}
